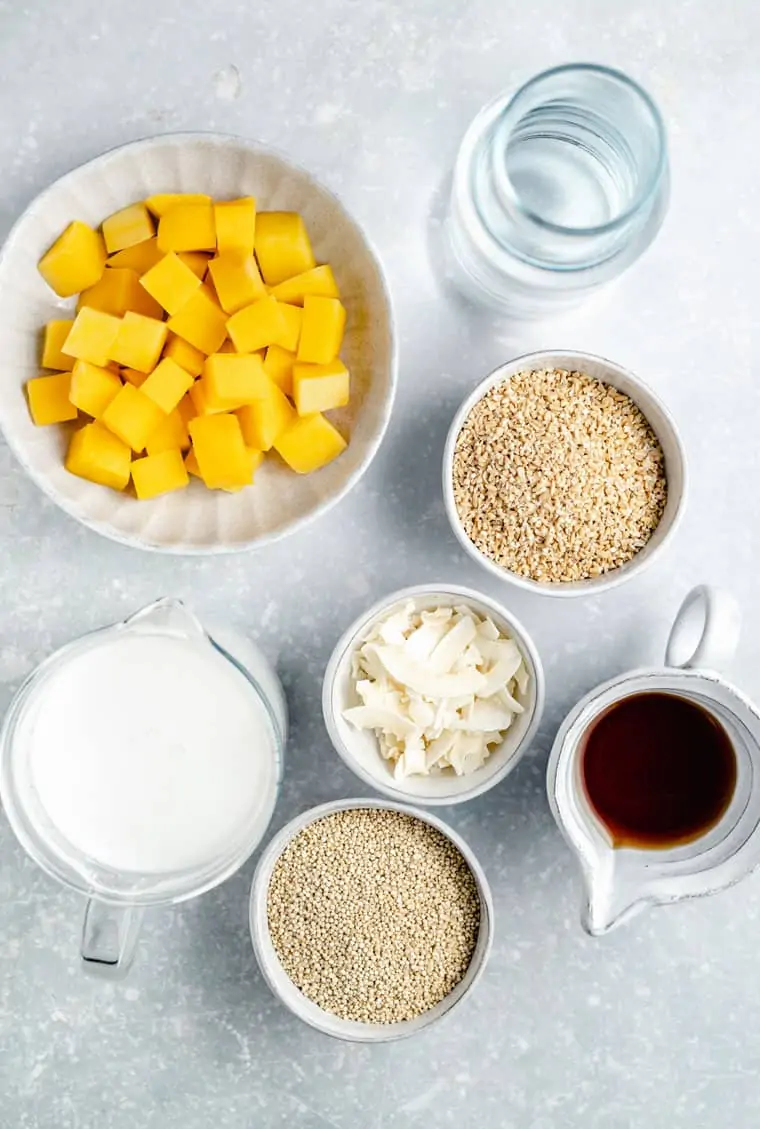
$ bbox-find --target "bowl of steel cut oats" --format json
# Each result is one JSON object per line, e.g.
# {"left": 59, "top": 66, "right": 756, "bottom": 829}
{"left": 443, "top": 350, "right": 687, "bottom": 597}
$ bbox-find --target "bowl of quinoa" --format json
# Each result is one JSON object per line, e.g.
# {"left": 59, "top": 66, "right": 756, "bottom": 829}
{"left": 443, "top": 350, "right": 687, "bottom": 597}
{"left": 249, "top": 798, "right": 493, "bottom": 1041}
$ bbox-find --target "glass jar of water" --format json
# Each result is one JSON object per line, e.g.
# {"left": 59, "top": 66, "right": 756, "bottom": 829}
{"left": 446, "top": 64, "right": 669, "bottom": 318}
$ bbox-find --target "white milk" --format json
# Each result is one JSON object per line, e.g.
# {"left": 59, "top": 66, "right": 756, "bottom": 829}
{"left": 18, "top": 633, "right": 278, "bottom": 874}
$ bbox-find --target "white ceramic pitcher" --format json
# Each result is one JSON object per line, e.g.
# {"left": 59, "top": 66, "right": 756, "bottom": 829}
{"left": 547, "top": 585, "right": 760, "bottom": 934}
{"left": 0, "top": 599, "right": 287, "bottom": 976}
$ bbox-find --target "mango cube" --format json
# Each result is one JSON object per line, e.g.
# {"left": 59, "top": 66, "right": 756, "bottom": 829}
{"left": 274, "top": 412, "right": 347, "bottom": 474}
{"left": 164, "top": 333, "right": 205, "bottom": 377}
{"left": 38, "top": 221, "right": 106, "bottom": 298}
{"left": 297, "top": 296, "right": 346, "bottom": 364}
{"left": 176, "top": 392, "right": 197, "bottom": 428}
{"left": 215, "top": 197, "right": 256, "bottom": 256}
{"left": 41, "top": 320, "right": 75, "bottom": 370}
{"left": 109, "top": 312, "right": 168, "bottom": 373}
{"left": 121, "top": 367, "right": 148, "bottom": 388}
{"left": 131, "top": 449, "right": 189, "bottom": 500}
{"left": 167, "top": 286, "right": 227, "bottom": 355}
{"left": 275, "top": 303, "right": 303, "bottom": 352}
{"left": 69, "top": 360, "right": 122, "bottom": 418}
{"left": 139, "top": 252, "right": 202, "bottom": 315}
{"left": 157, "top": 203, "right": 216, "bottom": 253}
{"left": 77, "top": 268, "right": 163, "bottom": 319}
{"left": 254, "top": 212, "right": 315, "bottom": 285}
{"left": 141, "top": 357, "right": 195, "bottom": 414}
{"left": 236, "top": 379, "right": 295, "bottom": 451}
{"left": 207, "top": 254, "right": 265, "bottom": 314}
{"left": 292, "top": 359, "right": 349, "bottom": 416}
{"left": 263, "top": 344, "right": 296, "bottom": 397}
{"left": 203, "top": 353, "right": 269, "bottom": 409}
{"left": 27, "top": 372, "right": 78, "bottom": 425}
{"left": 219, "top": 447, "right": 264, "bottom": 493}
{"left": 178, "top": 252, "right": 211, "bottom": 279}
{"left": 63, "top": 308, "right": 121, "bottom": 367}
{"left": 226, "top": 295, "right": 287, "bottom": 354}
{"left": 107, "top": 237, "right": 163, "bottom": 274}
{"left": 145, "top": 193, "right": 211, "bottom": 218}
{"left": 102, "top": 384, "right": 166, "bottom": 452}
{"left": 66, "top": 422, "right": 132, "bottom": 490}
{"left": 188, "top": 414, "right": 250, "bottom": 489}
{"left": 145, "top": 408, "right": 191, "bottom": 455}
{"left": 102, "top": 203, "right": 155, "bottom": 254}
{"left": 184, "top": 448, "right": 201, "bottom": 477}
{"left": 270, "top": 265, "right": 339, "bottom": 305}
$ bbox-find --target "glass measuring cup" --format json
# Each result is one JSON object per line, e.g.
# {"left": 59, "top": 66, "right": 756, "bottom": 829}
{"left": 446, "top": 63, "right": 670, "bottom": 318}
{"left": 547, "top": 586, "right": 760, "bottom": 934}
{"left": 0, "top": 599, "right": 286, "bottom": 976}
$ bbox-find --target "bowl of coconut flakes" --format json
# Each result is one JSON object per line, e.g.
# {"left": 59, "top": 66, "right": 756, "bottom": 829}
{"left": 322, "top": 584, "right": 545, "bottom": 804}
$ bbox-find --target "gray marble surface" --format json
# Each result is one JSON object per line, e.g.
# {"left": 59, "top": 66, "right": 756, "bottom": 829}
{"left": 1, "top": 1, "right": 760, "bottom": 1126}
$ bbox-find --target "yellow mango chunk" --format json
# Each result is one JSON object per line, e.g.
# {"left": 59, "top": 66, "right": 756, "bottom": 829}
{"left": 145, "top": 407, "right": 191, "bottom": 455}
{"left": 164, "top": 333, "right": 205, "bottom": 377}
{"left": 41, "top": 320, "right": 75, "bottom": 371}
{"left": 27, "top": 372, "right": 78, "bottom": 425}
{"left": 184, "top": 448, "right": 201, "bottom": 477}
{"left": 297, "top": 296, "right": 346, "bottom": 364}
{"left": 263, "top": 344, "right": 296, "bottom": 397}
{"left": 178, "top": 252, "right": 211, "bottom": 279}
{"left": 102, "top": 203, "right": 155, "bottom": 254}
{"left": 274, "top": 412, "right": 347, "bottom": 474}
{"left": 219, "top": 447, "right": 264, "bottom": 492}
{"left": 38, "top": 221, "right": 106, "bottom": 298}
{"left": 275, "top": 303, "right": 303, "bottom": 352}
{"left": 69, "top": 360, "right": 122, "bottom": 418}
{"left": 107, "top": 237, "right": 163, "bottom": 274}
{"left": 176, "top": 392, "right": 197, "bottom": 427}
{"left": 102, "top": 384, "right": 166, "bottom": 452}
{"left": 109, "top": 312, "right": 168, "bottom": 373}
{"left": 188, "top": 414, "right": 250, "bottom": 489}
{"left": 139, "top": 252, "right": 202, "bottom": 315}
{"left": 157, "top": 203, "right": 216, "bottom": 253}
{"left": 270, "top": 265, "right": 339, "bottom": 305}
{"left": 254, "top": 212, "right": 315, "bottom": 285}
{"left": 292, "top": 359, "right": 350, "bottom": 416}
{"left": 131, "top": 449, "right": 189, "bottom": 500}
{"left": 77, "top": 268, "right": 163, "bottom": 320}
{"left": 141, "top": 357, "right": 195, "bottom": 414}
{"left": 203, "top": 353, "right": 269, "bottom": 409}
{"left": 236, "top": 378, "right": 295, "bottom": 451}
{"left": 226, "top": 295, "right": 287, "bottom": 354}
{"left": 215, "top": 197, "right": 256, "bottom": 256}
{"left": 167, "top": 285, "right": 227, "bottom": 355}
{"left": 145, "top": 193, "right": 211, "bottom": 218}
{"left": 63, "top": 308, "right": 121, "bottom": 367}
{"left": 66, "top": 422, "right": 131, "bottom": 490}
{"left": 122, "top": 367, "right": 148, "bottom": 388}
{"left": 207, "top": 254, "right": 265, "bottom": 314}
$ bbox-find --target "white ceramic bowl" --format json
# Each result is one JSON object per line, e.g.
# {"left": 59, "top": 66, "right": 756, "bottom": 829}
{"left": 322, "top": 584, "right": 545, "bottom": 804}
{"left": 0, "top": 133, "right": 396, "bottom": 553}
{"left": 249, "top": 797, "right": 494, "bottom": 1042}
{"left": 442, "top": 349, "right": 687, "bottom": 597}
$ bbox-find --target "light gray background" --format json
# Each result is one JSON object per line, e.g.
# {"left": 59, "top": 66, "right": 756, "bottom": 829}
{"left": 1, "top": 1, "right": 759, "bottom": 1126}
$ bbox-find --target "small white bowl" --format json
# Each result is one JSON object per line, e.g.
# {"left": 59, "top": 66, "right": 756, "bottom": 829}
{"left": 322, "top": 584, "right": 545, "bottom": 804}
{"left": 442, "top": 349, "right": 687, "bottom": 597}
{"left": 0, "top": 133, "right": 396, "bottom": 553}
{"left": 249, "top": 797, "right": 494, "bottom": 1042}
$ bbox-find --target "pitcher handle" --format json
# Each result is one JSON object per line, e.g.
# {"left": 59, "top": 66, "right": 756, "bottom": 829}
{"left": 81, "top": 899, "right": 143, "bottom": 979}
{"left": 665, "top": 585, "right": 741, "bottom": 673}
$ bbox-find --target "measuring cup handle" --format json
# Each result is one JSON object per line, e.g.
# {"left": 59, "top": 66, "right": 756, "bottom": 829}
{"left": 665, "top": 585, "right": 741, "bottom": 673}
{"left": 80, "top": 900, "right": 143, "bottom": 979}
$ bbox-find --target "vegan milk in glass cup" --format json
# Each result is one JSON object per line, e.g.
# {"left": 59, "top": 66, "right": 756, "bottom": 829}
{"left": 0, "top": 599, "right": 286, "bottom": 976}
{"left": 446, "top": 64, "right": 669, "bottom": 318}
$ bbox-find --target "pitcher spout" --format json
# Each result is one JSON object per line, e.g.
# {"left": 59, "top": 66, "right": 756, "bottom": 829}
{"left": 581, "top": 857, "right": 650, "bottom": 936}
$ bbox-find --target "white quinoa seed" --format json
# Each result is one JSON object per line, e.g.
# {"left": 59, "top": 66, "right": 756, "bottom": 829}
{"left": 451, "top": 368, "right": 668, "bottom": 583}
{"left": 266, "top": 809, "right": 481, "bottom": 1024}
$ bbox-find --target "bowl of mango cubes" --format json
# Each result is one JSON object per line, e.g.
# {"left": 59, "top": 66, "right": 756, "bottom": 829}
{"left": 0, "top": 133, "right": 396, "bottom": 552}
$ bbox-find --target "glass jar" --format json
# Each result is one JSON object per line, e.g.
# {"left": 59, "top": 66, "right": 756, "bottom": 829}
{"left": 445, "top": 64, "right": 669, "bottom": 318}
